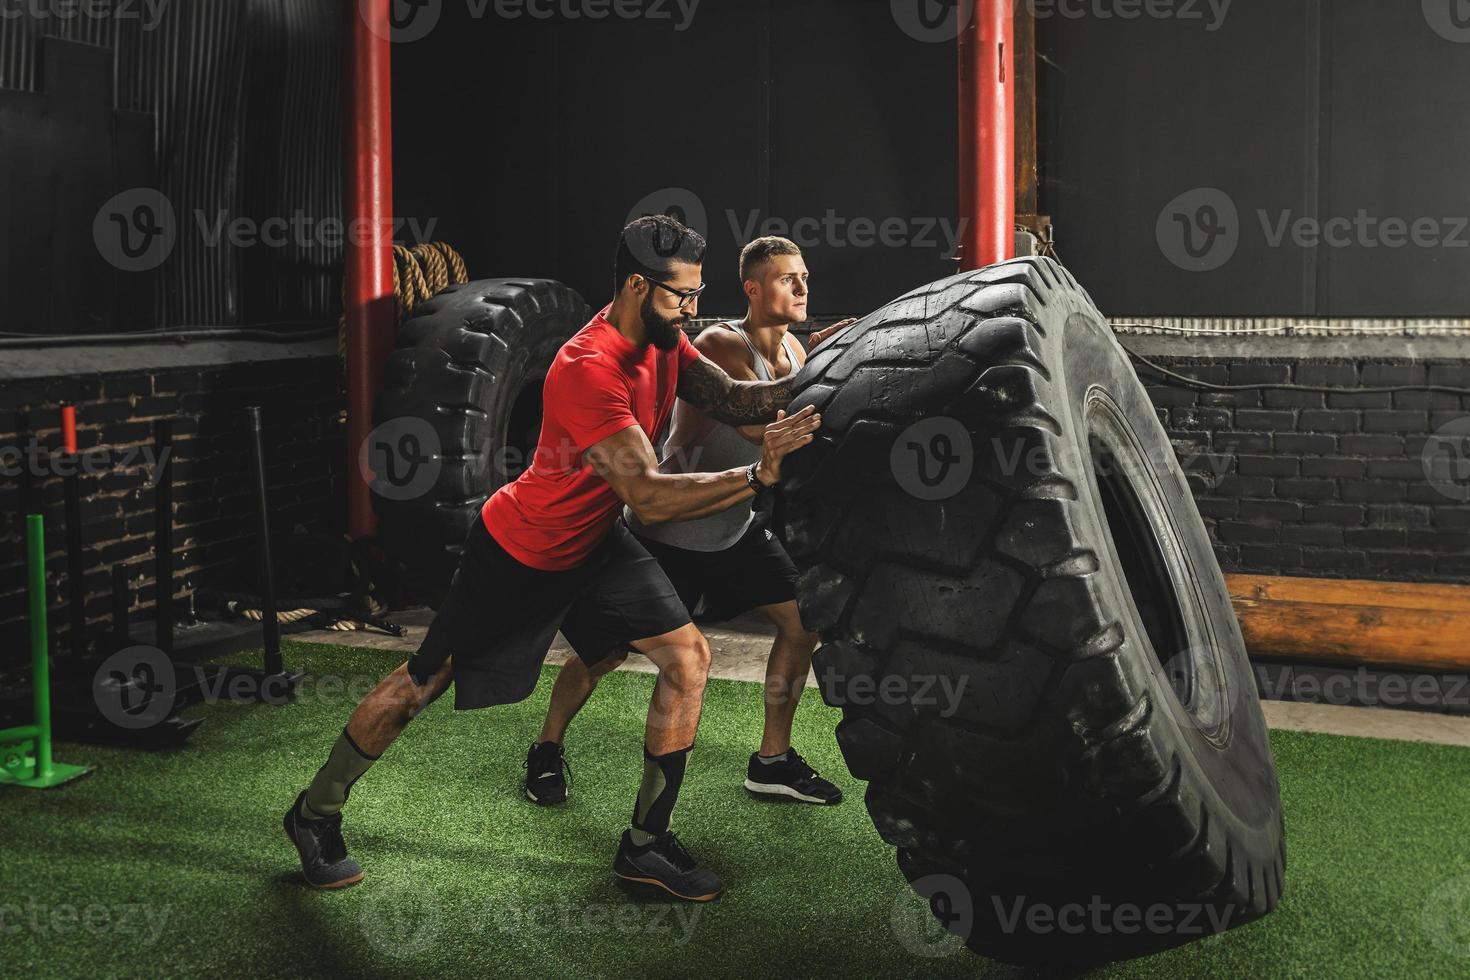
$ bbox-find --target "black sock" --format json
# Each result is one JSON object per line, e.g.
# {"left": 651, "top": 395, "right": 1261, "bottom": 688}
{"left": 629, "top": 744, "right": 690, "bottom": 847}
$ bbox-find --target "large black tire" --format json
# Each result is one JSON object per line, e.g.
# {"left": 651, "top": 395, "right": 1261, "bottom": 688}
{"left": 782, "top": 257, "right": 1284, "bottom": 966}
{"left": 372, "top": 278, "right": 588, "bottom": 586}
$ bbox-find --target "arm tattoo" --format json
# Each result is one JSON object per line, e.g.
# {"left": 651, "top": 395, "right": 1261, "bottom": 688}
{"left": 677, "top": 353, "right": 793, "bottom": 426}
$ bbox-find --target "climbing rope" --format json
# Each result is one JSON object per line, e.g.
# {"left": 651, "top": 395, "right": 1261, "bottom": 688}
{"left": 338, "top": 241, "right": 470, "bottom": 361}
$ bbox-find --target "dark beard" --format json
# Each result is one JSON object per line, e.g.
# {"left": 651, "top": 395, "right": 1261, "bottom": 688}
{"left": 641, "top": 292, "right": 684, "bottom": 352}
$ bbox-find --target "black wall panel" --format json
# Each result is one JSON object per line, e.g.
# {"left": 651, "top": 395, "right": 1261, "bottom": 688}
{"left": 1041, "top": 4, "right": 1315, "bottom": 315}
{"left": 1321, "top": 0, "right": 1470, "bottom": 316}
{"left": 767, "top": 3, "right": 960, "bottom": 319}
{"left": 5, "top": 0, "right": 1467, "bottom": 333}
{"left": 0, "top": 0, "right": 342, "bottom": 334}
{"left": 391, "top": 0, "right": 958, "bottom": 317}
{"left": 1042, "top": 2, "right": 1470, "bottom": 317}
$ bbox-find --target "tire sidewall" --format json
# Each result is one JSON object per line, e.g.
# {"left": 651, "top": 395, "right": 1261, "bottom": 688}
{"left": 1056, "top": 307, "right": 1280, "bottom": 838}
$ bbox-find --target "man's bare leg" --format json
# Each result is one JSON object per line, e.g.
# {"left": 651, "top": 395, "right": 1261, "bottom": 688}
{"left": 538, "top": 650, "right": 630, "bottom": 746}
{"left": 299, "top": 657, "right": 456, "bottom": 820}
{"left": 755, "top": 599, "right": 818, "bottom": 757}
{"left": 631, "top": 624, "right": 711, "bottom": 754}
{"left": 347, "top": 658, "right": 456, "bottom": 756}
{"left": 285, "top": 657, "right": 456, "bottom": 889}
{"left": 613, "top": 623, "right": 722, "bottom": 901}
{"left": 743, "top": 600, "right": 842, "bottom": 804}
{"left": 622, "top": 624, "right": 710, "bottom": 840}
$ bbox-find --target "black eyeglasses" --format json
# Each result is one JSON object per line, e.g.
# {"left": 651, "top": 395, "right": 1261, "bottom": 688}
{"left": 641, "top": 275, "right": 706, "bottom": 310}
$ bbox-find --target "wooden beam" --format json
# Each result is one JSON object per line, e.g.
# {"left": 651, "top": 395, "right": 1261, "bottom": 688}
{"left": 1226, "top": 574, "right": 1470, "bottom": 672}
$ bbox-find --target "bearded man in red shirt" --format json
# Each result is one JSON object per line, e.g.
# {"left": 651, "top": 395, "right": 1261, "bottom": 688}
{"left": 284, "top": 215, "right": 847, "bottom": 902}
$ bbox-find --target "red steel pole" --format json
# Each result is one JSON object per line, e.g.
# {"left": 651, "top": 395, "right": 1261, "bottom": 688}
{"left": 958, "top": 0, "right": 1015, "bottom": 271}
{"left": 61, "top": 405, "right": 77, "bottom": 454}
{"left": 344, "top": 0, "right": 395, "bottom": 539}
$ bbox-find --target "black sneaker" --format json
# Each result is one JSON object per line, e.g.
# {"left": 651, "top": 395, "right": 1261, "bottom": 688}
{"left": 743, "top": 748, "right": 843, "bottom": 804}
{"left": 283, "top": 792, "right": 364, "bottom": 889}
{"left": 524, "top": 740, "right": 569, "bottom": 806}
{"left": 614, "top": 830, "right": 723, "bottom": 902}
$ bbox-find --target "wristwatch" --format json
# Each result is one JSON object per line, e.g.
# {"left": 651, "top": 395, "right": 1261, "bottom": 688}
{"left": 746, "top": 462, "right": 775, "bottom": 494}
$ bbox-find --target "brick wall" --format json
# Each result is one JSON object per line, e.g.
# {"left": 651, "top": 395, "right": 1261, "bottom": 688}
{"left": 0, "top": 338, "right": 344, "bottom": 674}
{"left": 1127, "top": 336, "right": 1470, "bottom": 583}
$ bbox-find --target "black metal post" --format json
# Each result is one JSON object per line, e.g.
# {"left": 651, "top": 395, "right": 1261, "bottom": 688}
{"left": 110, "top": 562, "right": 131, "bottom": 651}
{"left": 245, "top": 407, "right": 281, "bottom": 675}
{"left": 153, "top": 419, "right": 174, "bottom": 656}
{"left": 16, "top": 412, "right": 35, "bottom": 530}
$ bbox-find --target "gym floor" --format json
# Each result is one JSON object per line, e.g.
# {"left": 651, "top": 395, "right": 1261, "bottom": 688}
{"left": 4, "top": 633, "right": 1468, "bottom": 979}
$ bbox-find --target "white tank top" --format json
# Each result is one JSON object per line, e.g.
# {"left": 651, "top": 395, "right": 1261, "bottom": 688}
{"left": 626, "top": 323, "right": 803, "bottom": 551}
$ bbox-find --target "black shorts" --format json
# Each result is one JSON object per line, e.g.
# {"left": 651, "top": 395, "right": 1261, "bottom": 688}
{"left": 634, "top": 516, "right": 799, "bottom": 624}
{"left": 407, "top": 519, "right": 692, "bottom": 710}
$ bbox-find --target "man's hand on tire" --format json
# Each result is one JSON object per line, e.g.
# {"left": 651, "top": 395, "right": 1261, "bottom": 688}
{"left": 756, "top": 406, "right": 822, "bottom": 486}
{"left": 808, "top": 318, "right": 858, "bottom": 349}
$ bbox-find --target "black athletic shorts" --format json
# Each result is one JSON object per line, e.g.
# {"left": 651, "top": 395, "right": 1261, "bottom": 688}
{"left": 407, "top": 518, "right": 692, "bottom": 710}
{"left": 634, "top": 515, "right": 799, "bottom": 624}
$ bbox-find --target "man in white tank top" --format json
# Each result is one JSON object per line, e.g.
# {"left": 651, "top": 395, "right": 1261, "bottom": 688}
{"left": 525, "top": 237, "right": 856, "bottom": 806}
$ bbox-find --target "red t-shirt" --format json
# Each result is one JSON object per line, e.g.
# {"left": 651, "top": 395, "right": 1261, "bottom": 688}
{"left": 482, "top": 308, "right": 701, "bottom": 570}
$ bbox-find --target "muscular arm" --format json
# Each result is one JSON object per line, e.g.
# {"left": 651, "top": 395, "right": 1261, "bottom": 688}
{"left": 687, "top": 329, "right": 776, "bottom": 445}
{"left": 676, "top": 353, "right": 794, "bottom": 428}
{"left": 676, "top": 319, "right": 846, "bottom": 428}
{"left": 586, "top": 407, "right": 821, "bottom": 526}
{"left": 586, "top": 425, "right": 756, "bottom": 526}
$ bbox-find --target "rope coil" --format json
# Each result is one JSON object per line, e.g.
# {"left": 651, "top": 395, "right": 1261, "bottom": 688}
{"left": 228, "top": 602, "right": 388, "bottom": 633}
{"left": 338, "top": 241, "right": 470, "bottom": 360}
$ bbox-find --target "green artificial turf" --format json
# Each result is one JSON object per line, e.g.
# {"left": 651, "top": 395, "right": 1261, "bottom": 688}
{"left": 3, "top": 640, "right": 1470, "bottom": 979}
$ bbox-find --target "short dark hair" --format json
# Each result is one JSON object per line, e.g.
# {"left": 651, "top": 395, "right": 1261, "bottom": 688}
{"left": 739, "top": 236, "right": 802, "bottom": 283}
{"left": 614, "top": 214, "right": 707, "bottom": 295}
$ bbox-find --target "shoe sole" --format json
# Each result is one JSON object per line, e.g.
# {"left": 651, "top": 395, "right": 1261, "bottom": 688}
{"left": 283, "top": 827, "right": 365, "bottom": 889}
{"left": 525, "top": 787, "right": 567, "bottom": 806}
{"left": 614, "top": 870, "right": 722, "bottom": 903}
{"left": 743, "top": 778, "right": 841, "bottom": 805}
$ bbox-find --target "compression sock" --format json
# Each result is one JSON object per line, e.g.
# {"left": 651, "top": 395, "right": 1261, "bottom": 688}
{"left": 300, "top": 728, "right": 380, "bottom": 820}
{"left": 629, "top": 744, "right": 691, "bottom": 846}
